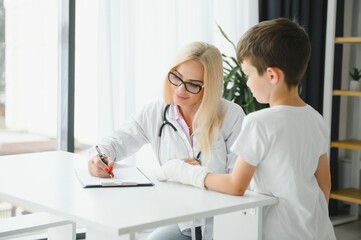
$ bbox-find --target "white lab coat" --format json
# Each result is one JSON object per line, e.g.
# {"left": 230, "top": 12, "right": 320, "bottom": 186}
{"left": 94, "top": 98, "right": 245, "bottom": 240}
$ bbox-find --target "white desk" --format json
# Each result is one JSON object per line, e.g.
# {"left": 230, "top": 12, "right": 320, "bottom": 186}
{"left": 0, "top": 151, "right": 277, "bottom": 240}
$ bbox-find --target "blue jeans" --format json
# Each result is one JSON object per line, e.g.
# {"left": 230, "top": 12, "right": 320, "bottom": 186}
{"left": 146, "top": 224, "right": 193, "bottom": 240}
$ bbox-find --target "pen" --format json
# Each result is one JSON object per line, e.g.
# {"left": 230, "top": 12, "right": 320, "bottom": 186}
{"left": 95, "top": 145, "right": 113, "bottom": 178}
{"left": 195, "top": 151, "right": 202, "bottom": 165}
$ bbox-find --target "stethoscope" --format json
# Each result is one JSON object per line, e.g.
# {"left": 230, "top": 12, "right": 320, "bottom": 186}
{"left": 158, "top": 104, "right": 177, "bottom": 137}
{"left": 158, "top": 104, "right": 202, "bottom": 163}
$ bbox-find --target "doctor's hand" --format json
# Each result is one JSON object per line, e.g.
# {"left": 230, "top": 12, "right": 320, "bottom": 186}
{"left": 156, "top": 159, "right": 208, "bottom": 189}
{"left": 88, "top": 155, "right": 115, "bottom": 178}
{"left": 183, "top": 158, "right": 201, "bottom": 166}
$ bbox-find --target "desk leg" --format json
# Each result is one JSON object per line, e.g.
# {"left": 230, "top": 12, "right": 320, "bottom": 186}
{"left": 214, "top": 207, "right": 263, "bottom": 240}
{"left": 86, "top": 228, "right": 135, "bottom": 240}
{"left": 48, "top": 222, "right": 76, "bottom": 240}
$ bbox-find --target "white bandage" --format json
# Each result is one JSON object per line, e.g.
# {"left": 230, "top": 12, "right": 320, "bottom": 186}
{"left": 157, "top": 159, "right": 208, "bottom": 189}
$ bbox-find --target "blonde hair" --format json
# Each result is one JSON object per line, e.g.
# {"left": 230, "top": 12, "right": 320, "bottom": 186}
{"left": 163, "top": 42, "right": 224, "bottom": 157}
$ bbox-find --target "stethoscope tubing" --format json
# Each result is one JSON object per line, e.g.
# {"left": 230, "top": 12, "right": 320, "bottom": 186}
{"left": 158, "top": 104, "right": 177, "bottom": 137}
{"left": 158, "top": 104, "right": 201, "bottom": 164}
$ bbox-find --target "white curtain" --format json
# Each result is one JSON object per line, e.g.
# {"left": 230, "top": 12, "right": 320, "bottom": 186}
{"left": 96, "top": 0, "right": 258, "bottom": 166}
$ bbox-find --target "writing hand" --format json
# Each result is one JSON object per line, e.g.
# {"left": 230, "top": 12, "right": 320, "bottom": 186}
{"left": 88, "top": 155, "right": 115, "bottom": 178}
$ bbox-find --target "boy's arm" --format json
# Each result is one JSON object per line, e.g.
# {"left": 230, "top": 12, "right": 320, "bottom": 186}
{"left": 205, "top": 157, "right": 255, "bottom": 196}
{"left": 314, "top": 153, "right": 332, "bottom": 203}
{"left": 156, "top": 157, "right": 255, "bottom": 195}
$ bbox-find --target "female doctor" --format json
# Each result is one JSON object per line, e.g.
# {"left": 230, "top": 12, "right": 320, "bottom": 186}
{"left": 87, "top": 41, "right": 245, "bottom": 240}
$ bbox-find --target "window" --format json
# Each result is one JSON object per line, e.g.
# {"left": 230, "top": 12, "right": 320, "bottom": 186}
{"left": 0, "top": 0, "right": 58, "bottom": 155}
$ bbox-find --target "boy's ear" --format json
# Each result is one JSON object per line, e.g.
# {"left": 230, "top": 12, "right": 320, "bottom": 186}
{"left": 266, "top": 67, "right": 283, "bottom": 85}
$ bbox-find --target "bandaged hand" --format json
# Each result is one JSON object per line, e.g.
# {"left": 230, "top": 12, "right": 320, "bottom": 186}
{"left": 156, "top": 159, "right": 208, "bottom": 189}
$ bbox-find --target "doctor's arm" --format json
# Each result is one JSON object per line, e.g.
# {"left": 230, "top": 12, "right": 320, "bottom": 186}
{"left": 205, "top": 157, "right": 255, "bottom": 196}
{"left": 314, "top": 153, "right": 332, "bottom": 203}
{"left": 87, "top": 107, "right": 153, "bottom": 178}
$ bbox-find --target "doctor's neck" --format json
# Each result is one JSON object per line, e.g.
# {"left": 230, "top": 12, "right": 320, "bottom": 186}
{"left": 177, "top": 105, "right": 197, "bottom": 128}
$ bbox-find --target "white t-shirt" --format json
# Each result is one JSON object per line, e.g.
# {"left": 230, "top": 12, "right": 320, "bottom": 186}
{"left": 231, "top": 105, "right": 336, "bottom": 240}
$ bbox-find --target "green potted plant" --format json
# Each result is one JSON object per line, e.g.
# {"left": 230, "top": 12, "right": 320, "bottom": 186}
{"left": 349, "top": 67, "right": 361, "bottom": 91}
{"left": 217, "top": 24, "right": 267, "bottom": 114}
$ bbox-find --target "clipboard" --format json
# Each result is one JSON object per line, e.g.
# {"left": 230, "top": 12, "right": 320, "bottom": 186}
{"left": 75, "top": 167, "right": 154, "bottom": 188}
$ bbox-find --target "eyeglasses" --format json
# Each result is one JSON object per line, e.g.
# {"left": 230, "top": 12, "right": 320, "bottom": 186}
{"left": 168, "top": 72, "right": 204, "bottom": 94}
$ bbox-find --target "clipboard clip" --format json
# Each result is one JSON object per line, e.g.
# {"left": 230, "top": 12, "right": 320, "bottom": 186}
{"left": 101, "top": 181, "right": 137, "bottom": 187}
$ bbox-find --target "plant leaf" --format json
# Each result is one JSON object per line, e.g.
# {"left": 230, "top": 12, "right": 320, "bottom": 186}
{"left": 216, "top": 23, "right": 237, "bottom": 51}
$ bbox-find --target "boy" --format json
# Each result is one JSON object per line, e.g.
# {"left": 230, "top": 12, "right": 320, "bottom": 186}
{"left": 157, "top": 18, "right": 336, "bottom": 239}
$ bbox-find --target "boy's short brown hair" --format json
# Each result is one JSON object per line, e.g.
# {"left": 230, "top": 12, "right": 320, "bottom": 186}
{"left": 237, "top": 18, "right": 311, "bottom": 88}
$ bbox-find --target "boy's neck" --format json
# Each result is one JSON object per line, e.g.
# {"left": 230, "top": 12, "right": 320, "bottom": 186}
{"left": 269, "top": 85, "right": 305, "bottom": 107}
